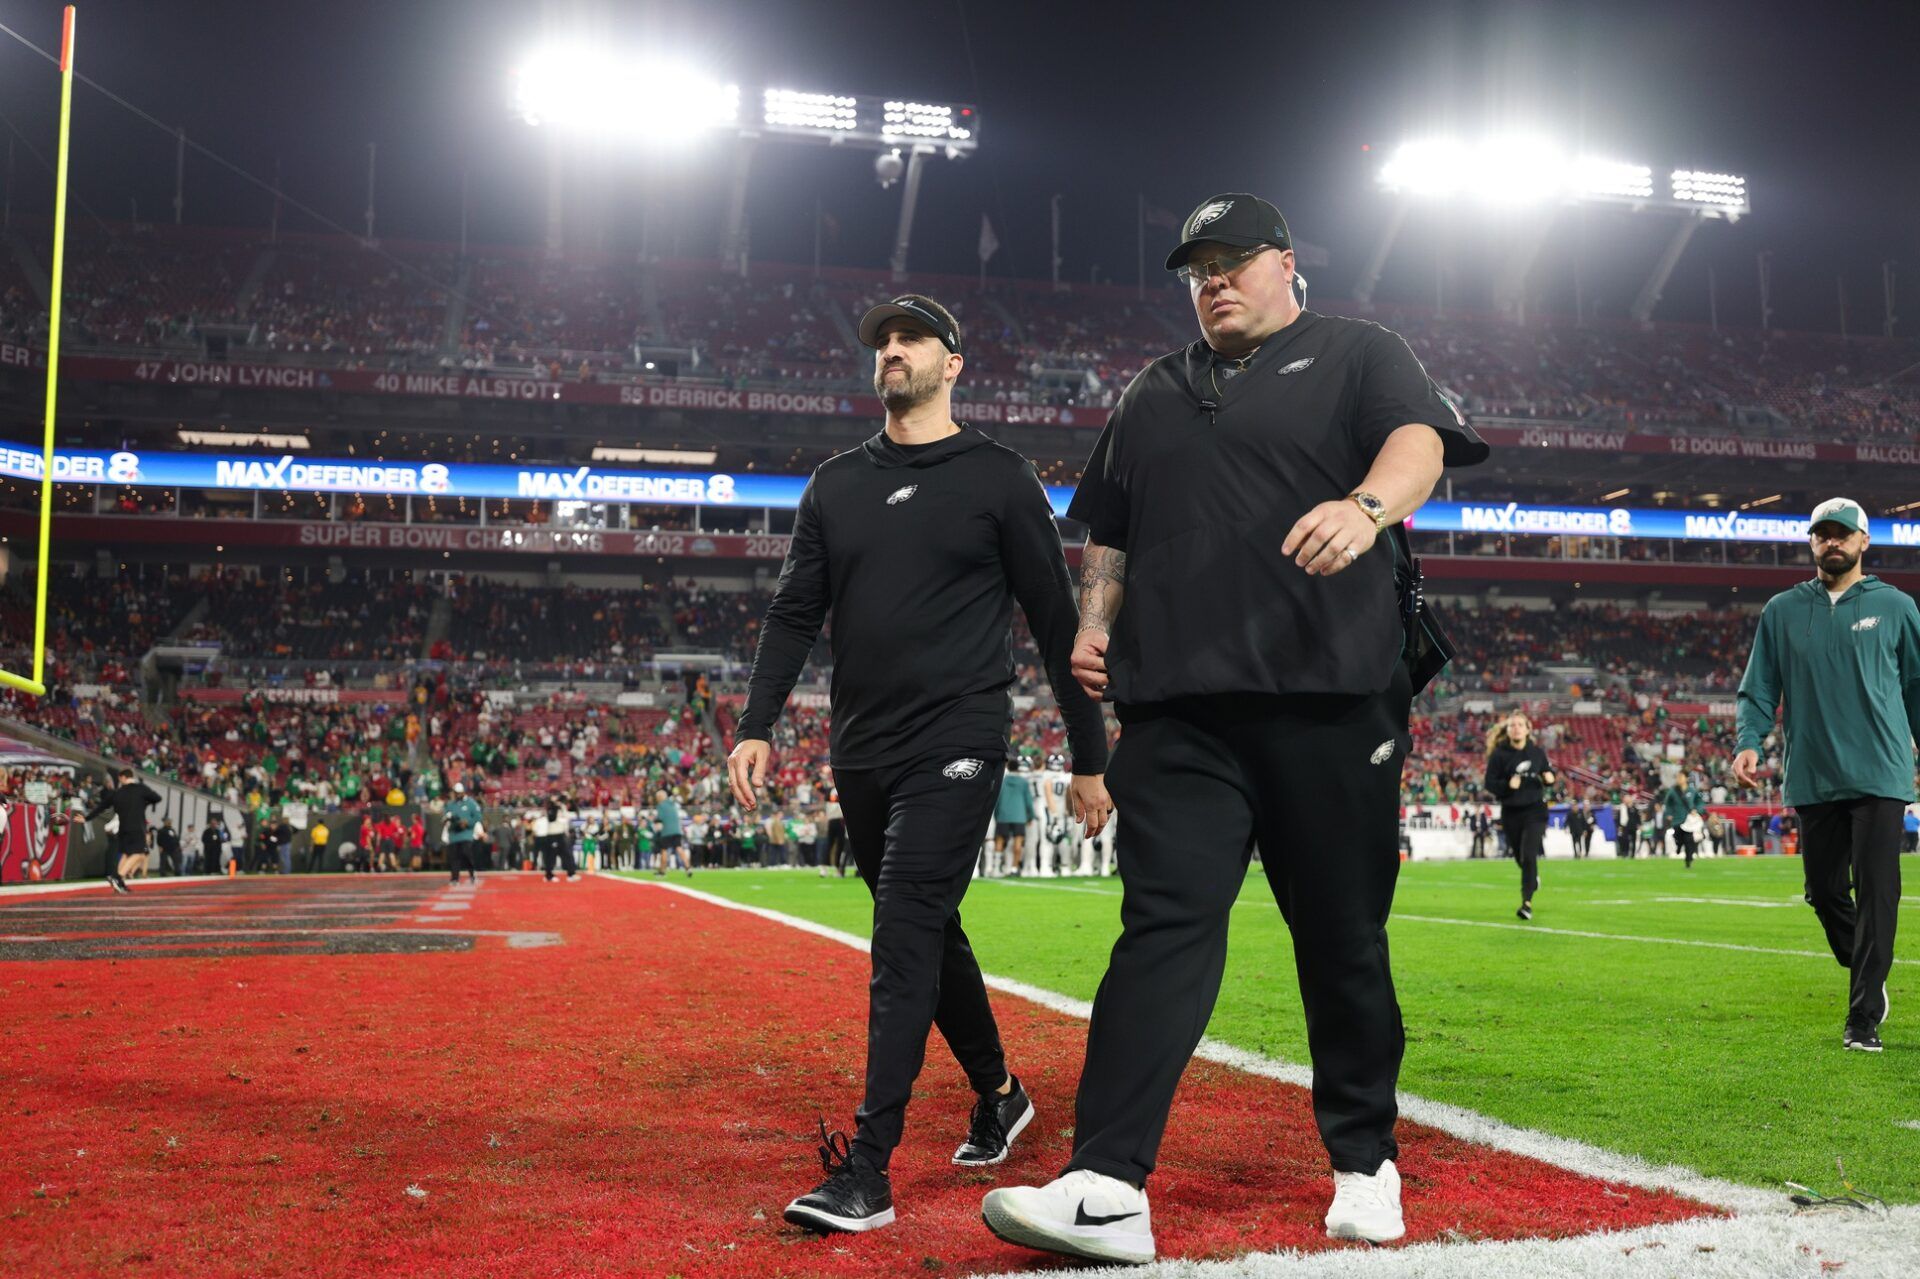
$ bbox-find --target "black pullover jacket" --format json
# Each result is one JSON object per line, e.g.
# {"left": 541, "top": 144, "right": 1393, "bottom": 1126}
{"left": 86, "top": 780, "right": 162, "bottom": 837}
{"left": 736, "top": 426, "right": 1109, "bottom": 774}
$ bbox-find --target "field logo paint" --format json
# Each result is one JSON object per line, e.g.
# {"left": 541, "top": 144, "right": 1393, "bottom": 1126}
{"left": 0, "top": 803, "right": 70, "bottom": 884}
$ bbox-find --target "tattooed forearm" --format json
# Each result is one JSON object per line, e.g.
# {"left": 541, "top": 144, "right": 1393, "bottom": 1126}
{"left": 1078, "top": 541, "right": 1128, "bottom": 634}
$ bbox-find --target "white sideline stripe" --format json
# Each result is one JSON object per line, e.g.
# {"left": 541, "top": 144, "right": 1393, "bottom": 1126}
{"left": 1646, "top": 896, "right": 1803, "bottom": 908}
{"left": 0, "top": 927, "right": 559, "bottom": 947}
{"left": 982, "top": 1206, "right": 1920, "bottom": 1279}
{"left": 607, "top": 875, "right": 1778, "bottom": 1217}
{"left": 1395, "top": 914, "right": 1920, "bottom": 966}
{"left": 0, "top": 875, "right": 224, "bottom": 898}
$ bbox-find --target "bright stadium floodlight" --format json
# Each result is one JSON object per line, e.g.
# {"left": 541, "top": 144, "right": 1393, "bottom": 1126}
{"left": 1377, "top": 139, "right": 1469, "bottom": 198}
{"left": 1670, "top": 169, "right": 1749, "bottom": 213}
{"left": 762, "top": 89, "right": 859, "bottom": 134}
{"left": 881, "top": 100, "right": 973, "bottom": 144}
{"left": 1573, "top": 158, "right": 1654, "bottom": 201}
{"left": 1474, "top": 135, "right": 1568, "bottom": 205}
{"left": 1378, "top": 137, "right": 1746, "bottom": 216}
{"left": 510, "top": 46, "right": 739, "bottom": 142}
{"left": 753, "top": 88, "right": 980, "bottom": 154}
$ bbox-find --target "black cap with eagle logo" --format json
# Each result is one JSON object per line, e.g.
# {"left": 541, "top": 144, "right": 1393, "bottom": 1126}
{"left": 1163, "top": 193, "right": 1292, "bottom": 270}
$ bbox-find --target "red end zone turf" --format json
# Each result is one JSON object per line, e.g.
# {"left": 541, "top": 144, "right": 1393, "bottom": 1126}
{"left": 2, "top": 876, "right": 1716, "bottom": 1277}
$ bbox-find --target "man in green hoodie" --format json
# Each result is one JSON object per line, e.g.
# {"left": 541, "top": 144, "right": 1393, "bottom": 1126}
{"left": 1735, "top": 496, "right": 1920, "bottom": 1053}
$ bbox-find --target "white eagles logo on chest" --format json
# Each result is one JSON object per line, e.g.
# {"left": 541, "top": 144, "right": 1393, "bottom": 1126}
{"left": 1186, "top": 200, "right": 1233, "bottom": 236}
{"left": 887, "top": 485, "right": 918, "bottom": 505}
{"left": 1277, "top": 357, "right": 1315, "bottom": 375}
{"left": 1853, "top": 615, "right": 1880, "bottom": 631}
{"left": 942, "top": 758, "right": 984, "bottom": 780}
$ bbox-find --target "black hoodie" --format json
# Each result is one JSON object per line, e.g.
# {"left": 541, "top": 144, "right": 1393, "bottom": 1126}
{"left": 86, "top": 778, "right": 162, "bottom": 840}
{"left": 737, "top": 425, "right": 1108, "bottom": 774}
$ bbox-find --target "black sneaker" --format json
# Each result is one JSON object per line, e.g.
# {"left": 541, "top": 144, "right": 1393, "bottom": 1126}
{"left": 1844, "top": 1023, "right": 1883, "bottom": 1053}
{"left": 784, "top": 1122, "right": 894, "bottom": 1233}
{"left": 1516, "top": 904, "right": 1532, "bottom": 921}
{"left": 108, "top": 874, "right": 130, "bottom": 895}
{"left": 953, "top": 1076, "right": 1035, "bottom": 1166}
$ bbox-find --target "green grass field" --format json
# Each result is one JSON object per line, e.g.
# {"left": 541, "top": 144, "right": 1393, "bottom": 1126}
{"left": 658, "top": 856, "right": 1920, "bottom": 1203}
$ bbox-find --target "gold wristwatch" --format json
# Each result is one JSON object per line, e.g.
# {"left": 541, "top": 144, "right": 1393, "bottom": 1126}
{"left": 1348, "top": 491, "right": 1388, "bottom": 531}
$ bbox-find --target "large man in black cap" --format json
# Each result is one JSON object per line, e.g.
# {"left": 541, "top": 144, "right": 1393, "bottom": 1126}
{"left": 728, "top": 293, "right": 1112, "bottom": 1235}
{"left": 985, "top": 196, "right": 1487, "bottom": 1264}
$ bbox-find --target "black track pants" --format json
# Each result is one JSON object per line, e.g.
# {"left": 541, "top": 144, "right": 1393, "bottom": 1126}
{"left": 1069, "top": 662, "right": 1412, "bottom": 1182}
{"left": 835, "top": 750, "right": 1009, "bottom": 1170}
{"left": 1503, "top": 806, "right": 1546, "bottom": 900}
{"left": 1798, "top": 797, "right": 1903, "bottom": 1029}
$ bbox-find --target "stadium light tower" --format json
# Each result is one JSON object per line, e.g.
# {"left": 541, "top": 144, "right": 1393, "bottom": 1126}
{"left": 1362, "top": 136, "right": 1748, "bottom": 322}
{"left": 510, "top": 47, "right": 979, "bottom": 278}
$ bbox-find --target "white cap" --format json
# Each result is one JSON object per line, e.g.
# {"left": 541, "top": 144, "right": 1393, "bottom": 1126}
{"left": 453, "top": 782, "right": 465, "bottom": 794}
{"left": 1810, "top": 496, "right": 1868, "bottom": 537}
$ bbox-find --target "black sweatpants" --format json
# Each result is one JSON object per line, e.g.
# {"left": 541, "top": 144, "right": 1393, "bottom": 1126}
{"left": 1798, "top": 797, "right": 1903, "bottom": 1029}
{"left": 1069, "top": 662, "right": 1412, "bottom": 1183}
{"left": 448, "top": 841, "right": 482, "bottom": 882}
{"left": 1675, "top": 827, "right": 1698, "bottom": 867}
{"left": 835, "top": 750, "right": 1009, "bottom": 1171}
{"left": 540, "top": 834, "right": 577, "bottom": 880}
{"left": 1502, "top": 805, "right": 1546, "bottom": 901}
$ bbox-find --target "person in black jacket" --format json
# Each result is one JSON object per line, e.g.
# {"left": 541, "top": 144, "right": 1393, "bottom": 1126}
{"left": 155, "top": 818, "right": 182, "bottom": 876}
{"left": 729, "top": 293, "right": 1112, "bottom": 1237}
{"left": 200, "top": 815, "right": 229, "bottom": 875}
{"left": 1483, "top": 711, "right": 1556, "bottom": 919}
{"left": 1566, "top": 795, "right": 1593, "bottom": 859}
{"left": 85, "top": 768, "right": 162, "bottom": 894}
{"left": 987, "top": 195, "right": 1488, "bottom": 1264}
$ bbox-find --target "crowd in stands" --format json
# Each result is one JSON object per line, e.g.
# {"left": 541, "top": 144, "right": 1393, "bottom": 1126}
{"left": 4, "top": 224, "right": 1917, "bottom": 444}
{"left": 437, "top": 581, "right": 668, "bottom": 665}
{"left": 1443, "top": 604, "right": 1755, "bottom": 695}
{"left": 175, "top": 570, "right": 432, "bottom": 661}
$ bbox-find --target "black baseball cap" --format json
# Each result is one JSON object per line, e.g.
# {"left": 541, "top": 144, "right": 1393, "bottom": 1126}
{"left": 857, "top": 294, "right": 964, "bottom": 354}
{"left": 1164, "top": 193, "right": 1292, "bottom": 270}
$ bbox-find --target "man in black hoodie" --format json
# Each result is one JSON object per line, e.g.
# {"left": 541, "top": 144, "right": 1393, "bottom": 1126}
{"left": 729, "top": 293, "right": 1112, "bottom": 1236}
{"left": 85, "top": 768, "right": 163, "bottom": 894}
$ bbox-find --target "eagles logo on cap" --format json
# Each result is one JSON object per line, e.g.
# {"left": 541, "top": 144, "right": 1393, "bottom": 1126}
{"left": 1186, "top": 200, "right": 1234, "bottom": 237}
{"left": 1809, "top": 497, "right": 1867, "bottom": 536}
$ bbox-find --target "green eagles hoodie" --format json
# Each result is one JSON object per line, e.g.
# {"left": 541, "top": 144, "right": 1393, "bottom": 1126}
{"left": 1736, "top": 576, "right": 1920, "bottom": 807}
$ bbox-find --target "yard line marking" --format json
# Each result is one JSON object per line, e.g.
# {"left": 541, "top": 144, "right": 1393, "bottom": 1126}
{"left": 1394, "top": 913, "right": 1919, "bottom": 965}
{"left": 986, "top": 880, "right": 1120, "bottom": 897}
{"left": 1646, "top": 896, "right": 1804, "bottom": 908}
{"left": 611, "top": 874, "right": 1779, "bottom": 1216}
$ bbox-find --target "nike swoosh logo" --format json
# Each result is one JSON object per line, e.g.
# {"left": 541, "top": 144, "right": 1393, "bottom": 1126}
{"left": 1075, "top": 1202, "right": 1142, "bottom": 1227}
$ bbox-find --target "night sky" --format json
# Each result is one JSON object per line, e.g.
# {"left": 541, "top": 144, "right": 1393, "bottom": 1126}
{"left": 0, "top": 0, "right": 1914, "bottom": 334}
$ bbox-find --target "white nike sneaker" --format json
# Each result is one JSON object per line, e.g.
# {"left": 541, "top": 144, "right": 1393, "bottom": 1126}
{"left": 982, "top": 1168, "right": 1154, "bottom": 1265}
{"left": 1325, "top": 1158, "right": 1405, "bottom": 1243}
